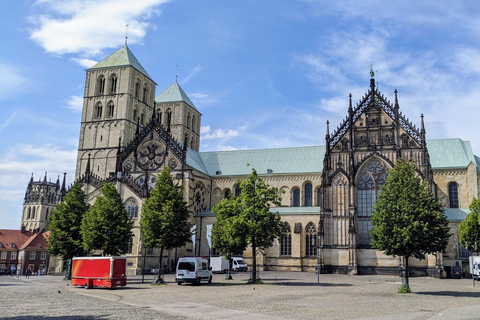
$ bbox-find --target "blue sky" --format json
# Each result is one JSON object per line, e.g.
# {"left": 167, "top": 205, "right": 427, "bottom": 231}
{"left": 2, "top": 0, "right": 480, "bottom": 229}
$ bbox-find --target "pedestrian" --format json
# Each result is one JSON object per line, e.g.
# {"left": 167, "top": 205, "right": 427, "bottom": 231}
{"left": 16, "top": 269, "right": 20, "bottom": 278}
{"left": 10, "top": 265, "right": 16, "bottom": 276}
{"left": 26, "top": 267, "right": 31, "bottom": 279}
{"left": 38, "top": 269, "right": 41, "bottom": 276}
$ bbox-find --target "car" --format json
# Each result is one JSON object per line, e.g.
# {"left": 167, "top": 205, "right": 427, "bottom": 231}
{"left": 451, "top": 266, "right": 462, "bottom": 279}
{"left": 175, "top": 257, "right": 212, "bottom": 285}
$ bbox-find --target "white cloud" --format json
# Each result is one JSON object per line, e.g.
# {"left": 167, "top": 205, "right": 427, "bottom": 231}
{"left": 201, "top": 125, "right": 239, "bottom": 140}
{"left": 28, "top": 0, "right": 169, "bottom": 59}
{"left": 71, "top": 58, "right": 98, "bottom": 68}
{"left": 64, "top": 95, "right": 83, "bottom": 112}
{"left": 216, "top": 145, "right": 239, "bottom": 151}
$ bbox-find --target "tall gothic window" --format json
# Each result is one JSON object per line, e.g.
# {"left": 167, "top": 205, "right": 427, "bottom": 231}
{"left": 125, "top": 198, "right": 139, "bottom": 218}
{"left": 135, "top": 82, "right": 140, "bottom": 98}
{"left": 97, "top": 75, "right": 105, "bottom": 95}
{"left": 449, "top": 182, "right": 459, "bottom": 208}
{"left": 157, "top": 111, "right": 162, "bottom": 124}
{"left": 357, "top": 158, "right": 388, "bottom": 245}
{"left": 293, "top": 188, "right": 300, "bottom": 207}
{"left": 95, "top": 103, "right": 102, "bottom": 119}
{"left": 109, "top": 75, "right": 117, "bottom": 93}
{"left": 316, "top": 187, "right": 321, "bottom": 206}
{"left": 235, "top": 185, "right": 242, "bottom": 197}
{"left": 305, "top": 222, "right": 317, "bottom": 256}
{"left": 192, "top": 115, "right": 196, "bottom": 132}
{"left": 280, "top": 224, "right": 292, "bottom": 256}
{"left": 107, "top": 102, "right": 114, "bottom": 118}
{"left": 142, "top": 84, "right": 148, "bottom": 103}
{"left": 187, "top": 113, "right": 191, "bottom": 129}
{"left": 224, "top": 189, "right": 231, "bottom": 199}
{"left": 304, "top": 183, "right": 312, "bottom": 206}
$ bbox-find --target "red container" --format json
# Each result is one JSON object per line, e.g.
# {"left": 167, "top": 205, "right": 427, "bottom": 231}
{"left": 71, "top": 257, "right": 127, "bottom": 289}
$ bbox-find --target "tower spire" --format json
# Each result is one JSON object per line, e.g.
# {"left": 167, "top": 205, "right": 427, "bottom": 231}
{"left": 125, "top": 24, "right": 129, "bottom": 46}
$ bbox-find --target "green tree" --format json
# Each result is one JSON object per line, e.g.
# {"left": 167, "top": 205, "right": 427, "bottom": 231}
{"left": 370, "top": 159, "right": 451, "bottom": 292}
{"left": 81, "top": 183, "right": 134, "bottom": 256}
{"left": 46, "top": 182, "right": 89, "bottom": 278}
{"left": 459, "top": 197, "right": 480, "bottom": 254}
{"left": 212, "top": 194, "right": 248, "bottom": 279}
{"left": 140, "top": 167, "right": 192, "bottom": 283}
{"left": 212, "top": 168, "right": 289, "bottom": 284}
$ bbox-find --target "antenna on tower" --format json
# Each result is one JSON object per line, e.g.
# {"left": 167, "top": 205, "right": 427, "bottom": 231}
{"left": 125, "top": 24, "right": 129, "bottom": 45}
{"left": 176, "top": 64, "right": 178, "bottom": 82}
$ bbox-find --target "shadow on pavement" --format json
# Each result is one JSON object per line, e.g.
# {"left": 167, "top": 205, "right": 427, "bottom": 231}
{"left": 416, "top": 291, "right": 480, "bottom": 298}
{"left": 2, "top": 316, "right": 111, "bottom": 319}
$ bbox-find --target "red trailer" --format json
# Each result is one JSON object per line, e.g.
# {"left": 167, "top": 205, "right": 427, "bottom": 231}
{"left": 71, "top": 256, "right": 127, "bottom": 289}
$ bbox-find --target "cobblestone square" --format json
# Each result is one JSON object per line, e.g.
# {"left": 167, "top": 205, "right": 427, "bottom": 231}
{"left": 2, "top": 272, "right": 480, "bottom": 319}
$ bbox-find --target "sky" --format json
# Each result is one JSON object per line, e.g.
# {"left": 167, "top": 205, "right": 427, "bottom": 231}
{"left": 1, "top": 0, "right": 480, "bottom": 229}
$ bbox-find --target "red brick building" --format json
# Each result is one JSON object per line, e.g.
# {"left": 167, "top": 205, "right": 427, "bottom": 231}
{"left": 0, "top": 228, "right": 50, "bottom": 275}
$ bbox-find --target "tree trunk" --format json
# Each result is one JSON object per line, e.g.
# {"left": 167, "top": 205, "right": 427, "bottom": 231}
{"left": 158, "top": 247, "right": 164, "bottom": 282}
{"left": 404, "top": 256, "right": 411, "bottom": 292}
{"left": 251, "top": 239, "right": 256, "bottom": 283}
{"left": 67, "top": 258, "right": 73, "bottom": 280}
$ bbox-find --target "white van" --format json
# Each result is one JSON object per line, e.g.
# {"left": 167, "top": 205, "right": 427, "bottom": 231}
{"left": 175, "top": 257, "right": 212, "bottom": 285}
{"left": 231, "top": 257, "right": 248, "bottom": 271}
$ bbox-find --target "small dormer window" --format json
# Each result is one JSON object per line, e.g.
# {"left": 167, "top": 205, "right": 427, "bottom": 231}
{"left": 11, "top": 243, "right": 15, "bottom": 248}
{"left": 37, "top": 243, "right": 42, "bottom": 247}
{"left": 0, "top": 242, "right": 2, "bottom": 247}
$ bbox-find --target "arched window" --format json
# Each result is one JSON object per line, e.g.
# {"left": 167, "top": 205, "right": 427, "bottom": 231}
{"left": 142, "top": 84, "right": 148, "bottom": 103}
{"left": 46, "top": 208, "right": 49, "bottom": 220}
{"left": 187, "top": 113, "right": 191, "bottom": 129}
{"left": 133, "top": 108, "right": 138, "bottom": 122}
{"left": 97, "top": 75, "right": 105, "bottom": 95}
{"left": 107, "top": 102, "right": 114, "bottom": 118}
{"left": 109, "top": 74, "right": 117, "bottom": 93}
{"left": 135, "top": 82, "right": 140, "bottom": 98}
{"left": 157, "top": 111, "right": 162, "bottom": 124}
{"left": 449, "top": 182, "right": 459, "bottom": 208}
{"left": 304, "top": 183, "right": 312, "bottom": 206}
{"left": 293, "top": 188, "right": 300, "bottom": 207}
{"left": 357, "top": 158, "right": 388, "bottom": 245}
{"left": 192, "top": 115, "right": 196, "bottom": 132}
{"left": 305, "top": 223, "right": 317, "bottom": 256}
{"left": 27, "top": 207, "right": 31, "bottom": 220}
{"left": 316, "top": 187, "right": 321, "bottom": 206}
{"left": 235, "top": 185, "right": 242, "bottom": 197}
{"left": 190, "top": 138, "right": 194, "bottom": 149}
{"left": 167, "top": 110, "right": 172, "bottom": 127}
{"left": 95, "top": 103, "right": 102, "bottom": 119}
{"left": 125, "top": 198, "right": 139, "bottom": 218}
{"left": 141, "top": 113, "right": 145, "bottom": 126}
{"left": 280, "top": 224, "right": 292, "bottom": 256}
{"left": 224, "top": 189, "right": 231, "bottom": 199}
{"left": 32, "top": 207, "right": 36, "bottom": 220}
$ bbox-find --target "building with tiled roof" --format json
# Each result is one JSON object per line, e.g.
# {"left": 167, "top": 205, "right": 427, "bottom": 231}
{"left": 22, "top": 45, "right": 476, "bottom": 277}
{"left": 0, "top": 229, "right": 50, "bottom": 275}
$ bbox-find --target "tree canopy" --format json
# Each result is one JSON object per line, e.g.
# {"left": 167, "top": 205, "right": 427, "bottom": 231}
{"left": 459, "top": 197, "right": 480, "bottom": 254}
{"left": 46, "top": 182, "right": 89, "bottom": 276}
{"left": 212, "top": 168, "right": 289, "bottom": 283}
{"left": 81, "top": 183, "right": 134, "bottom": 256}
{"left": 140, "top": 167, "right": 192, "bottom": 282}
{"left": 370, "top": 158, "right": 450, "bottom": 292}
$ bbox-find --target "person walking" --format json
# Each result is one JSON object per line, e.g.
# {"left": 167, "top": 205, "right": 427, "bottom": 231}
{"left": 16, "top": 269, "right": 20, "bottom": 278}
{"left": 26, "top": 267, "right": 31, "bottom": 279}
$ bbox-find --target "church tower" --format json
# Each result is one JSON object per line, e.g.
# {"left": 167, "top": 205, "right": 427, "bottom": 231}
{"left": 21, "top": 173, "right": 65, "bottom": 232}
{"left": 76, "top": 45, "right": 157, "bottom": 180}
{"left": 155, "top": 81, "right": 202, "bottom": 151}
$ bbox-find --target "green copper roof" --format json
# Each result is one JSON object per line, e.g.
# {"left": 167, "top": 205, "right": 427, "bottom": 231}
{"left": 444, "top": 208, "right": 469, "bottom": 222}
{"left": 187, "top": 146, "right": 325, "bottom": 176}
{"left": 89, "top": 45, "right": 153, "bottom": 81}
{"left": 427, "top": 138, "right": 476, "bottom": 170}
{"left": 155, "top": 82, "right": 198, "bottom": 111}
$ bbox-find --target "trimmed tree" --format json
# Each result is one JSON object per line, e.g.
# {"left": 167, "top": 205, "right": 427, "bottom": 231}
{"left": 370, "top": 159, "right": 451, "bottom": 292}
{"left": 212, "top": 194, "right": 248, "bottom": 279}
{"left": 139, "top": 167, "right": 192, "bottom": 283}
{"left": 459, "top": 197, "right": 480, "bottom": 255}
{"left": 81, "top": 183, "right": 134, "bottom": 256}
{"left": 46, "top": 182, "right": 89, "bottom": 278}
{"left": 212, "top": 168, "right": 289, "bottom": 284}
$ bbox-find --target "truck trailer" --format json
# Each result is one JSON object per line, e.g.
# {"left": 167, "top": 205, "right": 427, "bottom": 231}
{"left": 71, "top": 256, "right": 127, "bottom": 289}
{"left": 469, "top": 256, "right": 480, "bottom": 280}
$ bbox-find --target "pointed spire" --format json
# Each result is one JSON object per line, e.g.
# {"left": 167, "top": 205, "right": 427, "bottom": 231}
{"left": 394, "top": 89, "right": 399, "bottom": 109}
{"left": 326, "top": 120, "right": 330, "bottom": 137}
{"left": 348, "top": 93, "right": 352, "bottom": 112}
{"left": 85, "top": 153, "right": 91, "bottom": 175}
{"left": 29, "top": 173, "right": 34, "bottom": 187}
{"left": 43, "top": 172, "right": 47, "bottom": 184}
{"left": 152, "top": 101, "right": 156, "bottom": 122}
{"left": 56, "top": 174, "right": 60, "bottom": 187}
{"left": 61, "top": 172, "right": 67, "bottom": 193}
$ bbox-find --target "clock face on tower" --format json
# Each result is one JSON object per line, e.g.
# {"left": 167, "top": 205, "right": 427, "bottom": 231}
{"left": 137, "top": 140, "right": 165, "bottom": 170}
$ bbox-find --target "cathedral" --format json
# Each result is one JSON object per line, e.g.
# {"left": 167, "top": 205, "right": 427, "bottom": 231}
{"left": 19, "top": 45, "right": 478, "bottom": 277}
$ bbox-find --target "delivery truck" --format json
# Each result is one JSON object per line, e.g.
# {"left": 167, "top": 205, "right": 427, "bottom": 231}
{"left": 210, "top": 256, "right": 229, "bottom": 273}
{"left": 71, "top": 256, "right": 127, "bottom": 289}
{"left": 469, "top": 256, "right": 480, "bottom": 280}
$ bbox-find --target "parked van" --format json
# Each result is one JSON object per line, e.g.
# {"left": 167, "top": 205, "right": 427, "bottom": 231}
{"left": 231, "top": 257, "right": 247, "bottom": 271}
{"left": 175, "top": 257, "right": 212, "bottom": 285}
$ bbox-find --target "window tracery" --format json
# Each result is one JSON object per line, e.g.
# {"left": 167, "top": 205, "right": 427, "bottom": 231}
{"left": 305, "top": 222, "right": 316, "bottom": 256}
